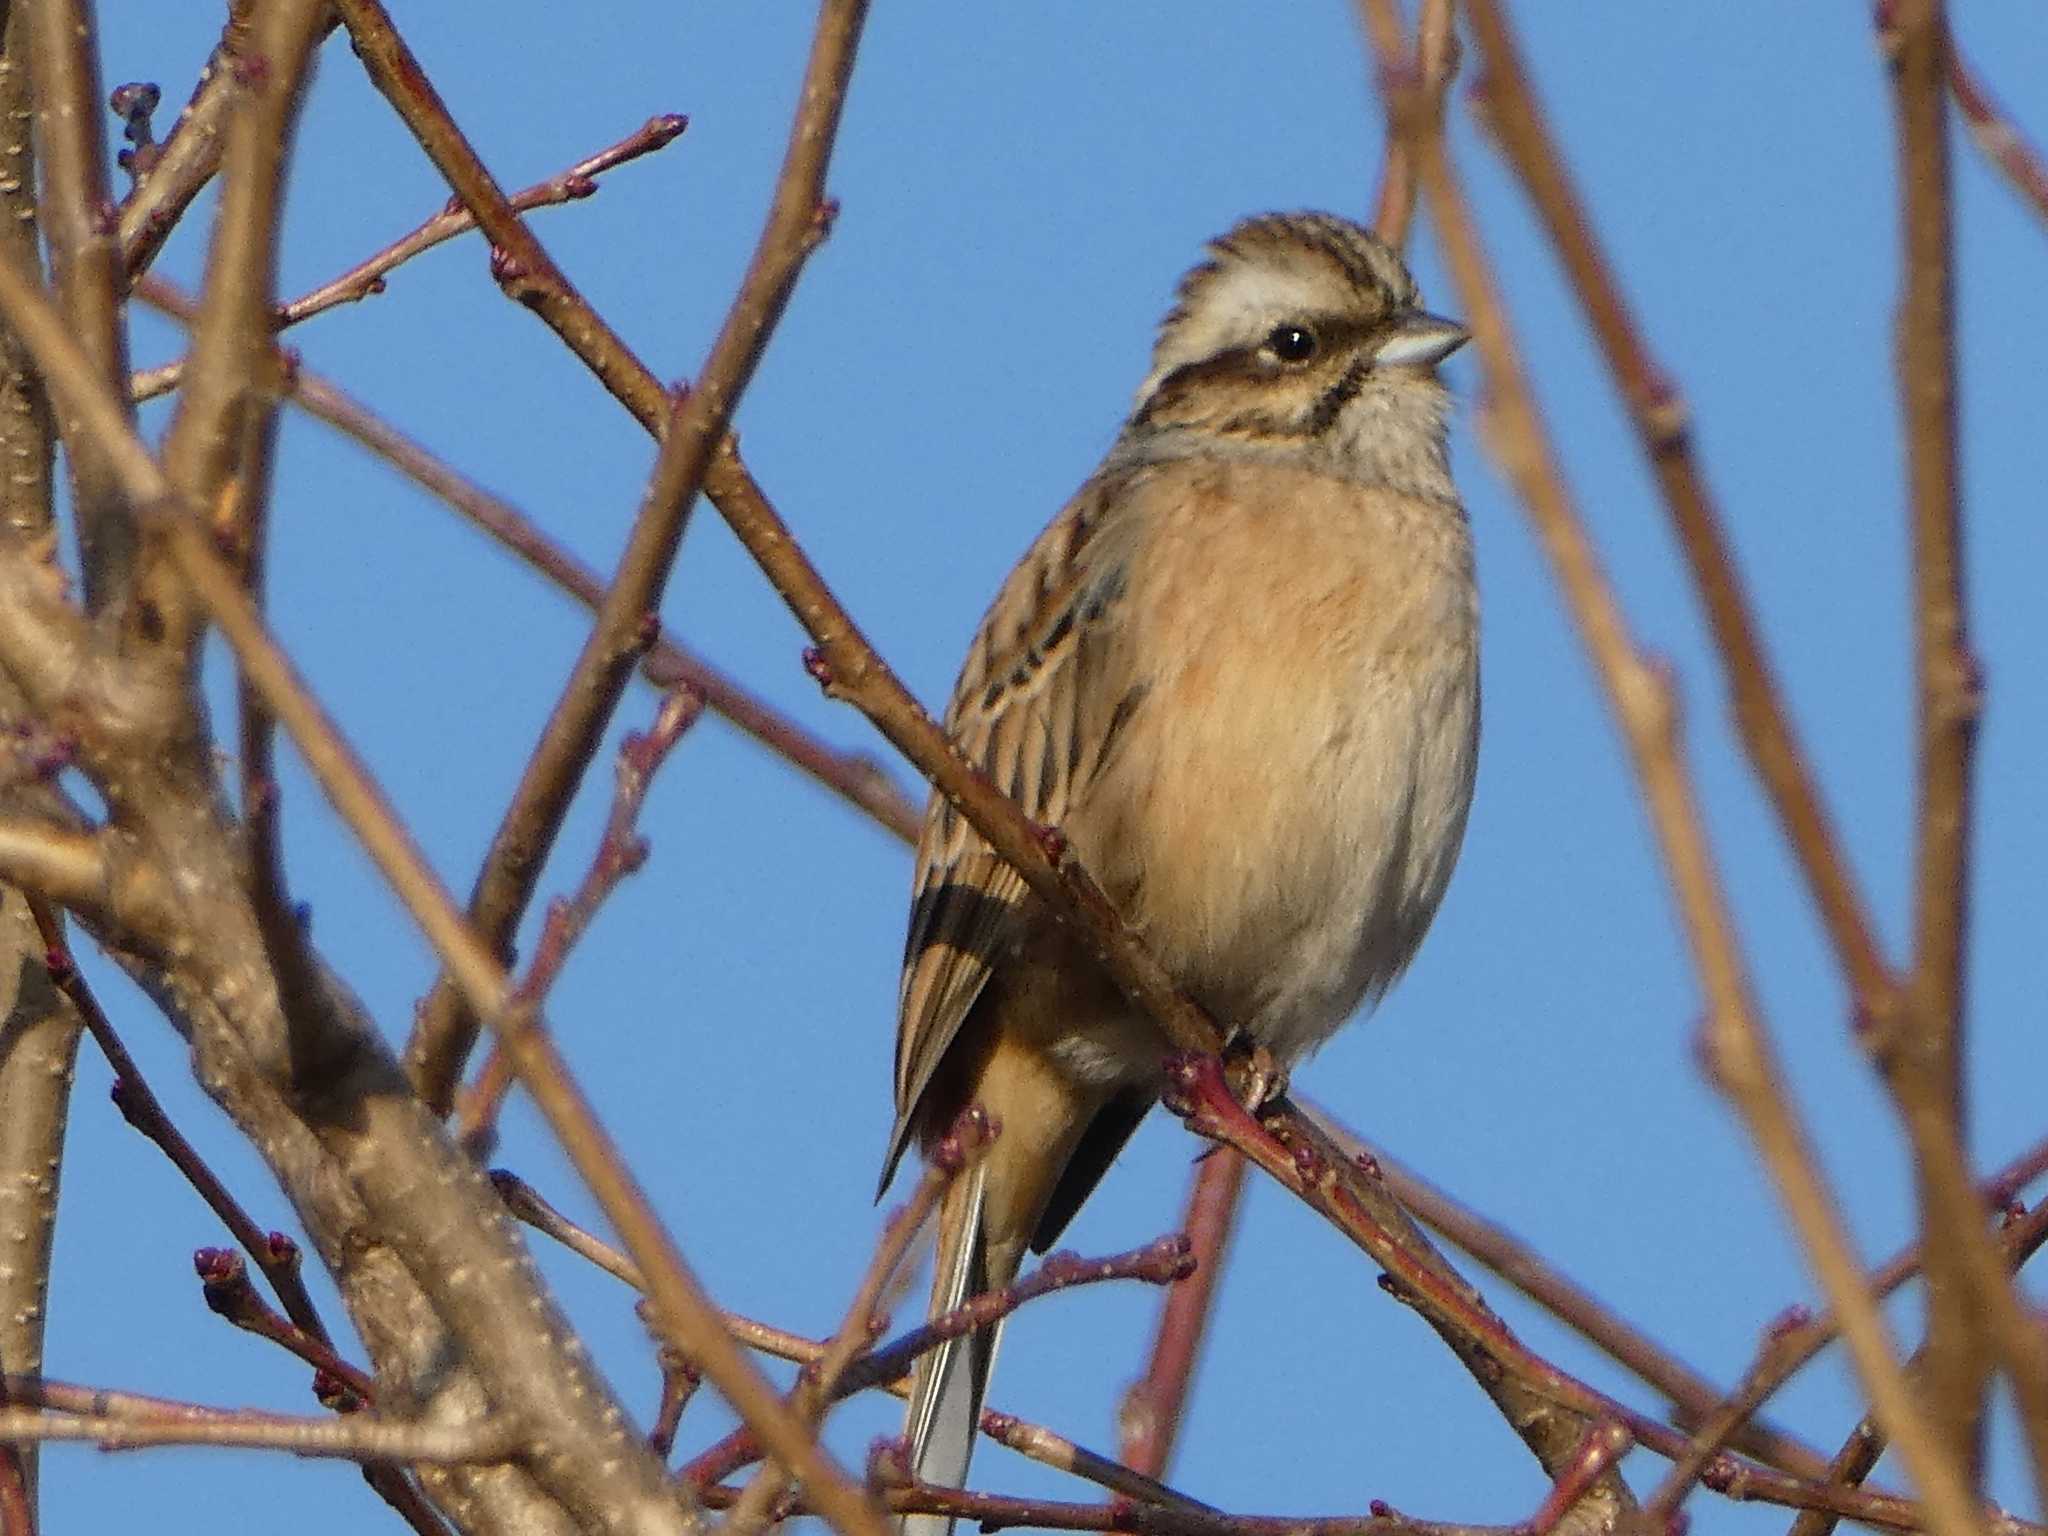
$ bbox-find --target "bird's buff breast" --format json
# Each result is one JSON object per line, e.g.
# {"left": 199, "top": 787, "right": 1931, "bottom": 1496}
{"left": 1076, "top": 468, "right": 1479, "bottom": 1068}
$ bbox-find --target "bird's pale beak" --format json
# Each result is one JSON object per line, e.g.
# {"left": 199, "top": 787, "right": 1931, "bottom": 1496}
{"left": 1372, "top": 310, "right": 1470, "bottom": 369}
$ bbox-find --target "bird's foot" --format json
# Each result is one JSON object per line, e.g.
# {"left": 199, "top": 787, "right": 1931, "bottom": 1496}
{"left": 1222, "top": 1036, "right": 1288, "bottom": 1121}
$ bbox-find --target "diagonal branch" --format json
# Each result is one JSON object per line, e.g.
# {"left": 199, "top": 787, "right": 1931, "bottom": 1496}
{"left": 1946, "top": 42, "right": 2048, "bottom": 230}
{"left": 328, "top": 0, "right": 873, "bottom": 1116}
{"left": 0, "top": 227, "right": 778, "bottom": 1536}
{"left": 126, "top": 294, "right": 924, "bottom": 843}
{"left": 276, "top": 113, "right": 689, "bottom": 329}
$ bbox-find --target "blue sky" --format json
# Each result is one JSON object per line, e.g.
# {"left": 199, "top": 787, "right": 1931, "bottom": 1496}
{"left": 46, "top": 3, "right": 2047, "bottom": 1532}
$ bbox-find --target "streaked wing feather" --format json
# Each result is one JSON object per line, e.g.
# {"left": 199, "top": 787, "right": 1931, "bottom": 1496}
{"left": 883, "top": 471, "right": 1147, "bottom": 1184}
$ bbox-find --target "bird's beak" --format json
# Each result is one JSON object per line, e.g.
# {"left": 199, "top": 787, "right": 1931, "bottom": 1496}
{"left": 1372, "top": 310, "right": 1470, "bottom": 369}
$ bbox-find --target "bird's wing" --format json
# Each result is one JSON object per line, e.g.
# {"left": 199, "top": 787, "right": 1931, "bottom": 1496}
{"left": 879, "top": 467, "right": 1154, "bottom": 1191}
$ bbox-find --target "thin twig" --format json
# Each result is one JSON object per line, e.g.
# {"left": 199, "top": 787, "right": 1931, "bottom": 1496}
{"left": 453, "top": 686, "right": 706, "bottom": 1150}
{"left": 1947, "top": 43, "right": 2048, "bottom": 229}
{"left": 133, "top": 278, "right": 924, "bottom": 843}
{"left": 277, "top": 114, "right": 688, "bottom": 327}
{"left": 722, "top": 1119, "right": 981, "bottom": 1536}
{"left": 1390, "top": 12, "right": 1979, "bottom": 1533}
{"left": 1878, "top": 0, "right": 2031, "bottom": 1492}
{"left": 32, "top": 911, "right": 338, "bottom": 1345}
{"left": 1785, "top": 1194, "right": 2048, "bottom": 1536}
{"left": 712, "top": 1478, "right": 1503, "bottom": 1536}
{"left": 499, "top": 1164, "right": 1207, "bottom": 1510}
{"left": 1307, "top": 1109, "right": 1830, "bottom": 1476}
{"left": 114, "top": 11, "right": 341, "bottom": 276}
{"left": 192, "top": 1248, "right": 376, "bottom": 1406}
{"left": 152, "top": 0, "right": 327, "bottom": 661}
{"left": 681, "top": 1236, "right": 1196, "bottom": 1490}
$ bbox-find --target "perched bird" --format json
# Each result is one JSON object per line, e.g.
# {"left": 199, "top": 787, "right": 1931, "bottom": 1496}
{"left": 879, "top": 211, "right": 1478, "bottom": 1527}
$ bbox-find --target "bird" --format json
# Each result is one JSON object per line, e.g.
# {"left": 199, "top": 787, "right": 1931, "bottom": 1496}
{"left": 878, "top": 211, "right": 1479, "bottom": 1529}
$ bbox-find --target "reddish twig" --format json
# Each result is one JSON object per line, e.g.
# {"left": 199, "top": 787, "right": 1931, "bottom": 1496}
{"left": 1947, "top": 43, "right": 2048, "bottom": 229}
{"left": 0, "top": 1448, "right": 29, "bottom": 1536}
{"left": 646, "top": 1343, "right": 700, "bottom": 1461}
{"left": 681, "top": 1236, "right": 1195, "bottom": 1491}
{"left": 1310, "top": 1110, "right": 1829, "bottom": 1474}
{"left": 1118, "top": 1150, "right": 1246, "bottom": 1480}
{"left": 709, "top": 1475, "right": 1507, "bottom": 1536}
{"left": 723, "top": 1113, "right": 990, "bottom": 1536}
{"left": 452, "top": 687, "right": 705, "bottom": 1150}
{"left": 277, "top": 114, "right": 687, "bottom": 327}
{"left": 1527, "top": 1422, "right": 1631, "bottom": 1536}
{"left": 29, "top": 909, "right": 336, "bottom": 1347}
{"left": 192, "top": 1249, "right": 376, "bottom": 1407}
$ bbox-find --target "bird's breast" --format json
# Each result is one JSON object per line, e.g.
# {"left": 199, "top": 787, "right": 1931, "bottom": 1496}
{"left": 1075, "top": 460, "right": 1479, "bottom": 1064}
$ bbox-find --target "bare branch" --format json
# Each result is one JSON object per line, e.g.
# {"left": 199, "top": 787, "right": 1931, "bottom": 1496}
{"left": 1875, "top": 0, "right": 2038, "bottom": 1491}
{"left": 1311, "top": 1110, "right": 1826, "bottom": 1478}
{"left": 721, "top": 1124, "right": 969, "bottom": 1536}
{"left": 0, "top": 226, "right": 688, "bottom": 1536}
{"left": 277, "top": 113, "right": 689, "bottom": 328}
{"left": 150, "top": 0, "right": 326, "bottom": 660}
{"left": 0, "top": 1406, "right": 519, "bottom": 1464}
{"left": 0, "top": 888, "right": 83, "bottom": 1519}
{"left": 454, "top": 686, "right": 705, "bottom": 1150}
{"left": 682, "top": 1235, "right": 1196, "bottom": 1491}
{"left": 1460, "top": 0, "right": 1903, "bottom": 1035}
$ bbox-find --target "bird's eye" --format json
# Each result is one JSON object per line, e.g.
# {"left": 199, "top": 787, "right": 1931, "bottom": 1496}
{"left": 1264, "top": 324, "right": 1319, "bottom": 363}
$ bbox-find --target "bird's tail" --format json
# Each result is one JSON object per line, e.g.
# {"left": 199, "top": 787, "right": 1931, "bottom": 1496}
{"left": 898, "top": 1158, "right": 1012, "bottom": 1536}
